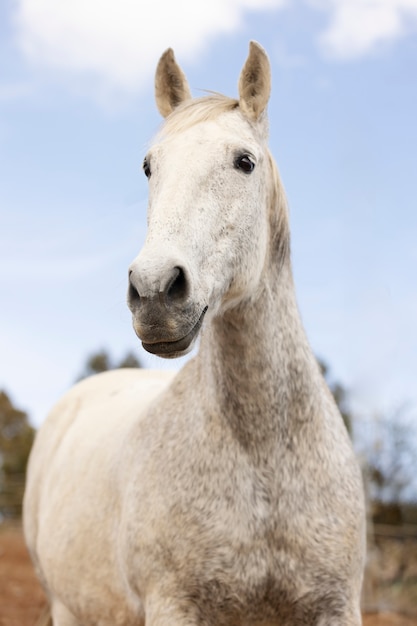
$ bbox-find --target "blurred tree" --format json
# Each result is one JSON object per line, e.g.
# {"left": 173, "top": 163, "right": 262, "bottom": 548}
{"left": 0, "top": 391, "right": 34, "bottom": 474}
{"left": 78, "top": 349, "right": 141, "bottom": 381}
{"left": 317, "top": 361, "right": 417, "bottom": 509}
{"left": 118, "top": 351, "right": 142, "bottom": 369}
{"left": 363, "top": 404, "right": 416, "bottom": 505}
{"left": 0, "top": 391, "right": 35, "bottom": 519}
{"left": 317, "top": 358, "right": 352, "bottom": 435}
{"left": 83, "top": 350, "right": 111, "bottom": 376}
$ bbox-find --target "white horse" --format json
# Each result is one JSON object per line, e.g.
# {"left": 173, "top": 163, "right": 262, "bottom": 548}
{"left": 24, "top": 42, "right": 366, "bottom": 626}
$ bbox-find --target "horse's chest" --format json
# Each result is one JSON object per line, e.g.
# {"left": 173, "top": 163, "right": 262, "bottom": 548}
{"left": 126, "top": 522, "right": 334, "bottom": 626}
{"left": 123, "top": 450, "right": 332, "bottom": 622}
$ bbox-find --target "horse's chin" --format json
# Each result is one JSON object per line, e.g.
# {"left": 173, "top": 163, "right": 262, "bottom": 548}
{"left": 141, "top": 336, "right": 196, "bottom": 359}
{"left": 140, "top": 306, "right": 207, "bottom": 359}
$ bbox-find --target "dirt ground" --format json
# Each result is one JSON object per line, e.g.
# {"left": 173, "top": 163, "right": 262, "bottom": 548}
{"left": 0, "top": 524, "right": 416, "bottom": 626}
{"left": 0, "top": 524, "right": 47, "bottom": 626}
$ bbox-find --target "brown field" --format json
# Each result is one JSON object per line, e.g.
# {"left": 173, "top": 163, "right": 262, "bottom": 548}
{"left": 0, "top": 524, "right": 47, "bottom": 626}
{"left": 0, "top": 523, "right": 416, "bottom": 626}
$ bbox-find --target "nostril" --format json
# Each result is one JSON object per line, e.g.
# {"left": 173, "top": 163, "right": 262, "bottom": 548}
{"left": 166, "top": 266, "right": 188, "bottom": 303}
{"left": 128, "top": 272, "right": 141, "bottom": 309}
{"left": 128, "top": 263, "right": 189, "bottom": 308}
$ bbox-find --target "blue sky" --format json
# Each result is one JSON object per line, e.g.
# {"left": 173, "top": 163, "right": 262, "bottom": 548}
{"left": 1, "top": 0, "right": 417, "bottom": 431}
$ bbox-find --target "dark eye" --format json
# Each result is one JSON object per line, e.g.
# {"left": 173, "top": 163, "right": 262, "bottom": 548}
{"left": 234, "top": 154, "right": 256, "bottom": 174}
{"left": 143, "top": 157, "right": 151, "bottom": 179}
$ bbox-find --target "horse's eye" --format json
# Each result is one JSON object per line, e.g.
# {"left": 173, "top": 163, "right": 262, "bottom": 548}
{"left": 235, "top": 154, "right": 255, "bottom": 174}
{"left": 143, "top": 158, "right": 151, "bottom": 179}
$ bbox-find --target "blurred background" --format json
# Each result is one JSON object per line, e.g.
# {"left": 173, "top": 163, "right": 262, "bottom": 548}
{"left": 1, "top": 0, "right": 417, "bottom": 618}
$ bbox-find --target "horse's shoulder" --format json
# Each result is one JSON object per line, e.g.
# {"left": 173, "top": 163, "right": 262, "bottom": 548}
{"left": 69, "top": 367, "right": 176, "bottom": 400}
{"left": 24, "top": 368, "right": 177, "bottom": 566}
{"left": 45, "top": 367, "right": 175, "bottom": 426}
{"left": 27, "top": 368, "right": 176, "bottom": 498}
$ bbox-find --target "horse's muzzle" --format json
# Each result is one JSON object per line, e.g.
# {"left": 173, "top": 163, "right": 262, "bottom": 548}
{"left": 140, "top": 306, "right": 208, "bottom": 358}
{"left": 127, "top": 252, "right": 207, "bottom": 358}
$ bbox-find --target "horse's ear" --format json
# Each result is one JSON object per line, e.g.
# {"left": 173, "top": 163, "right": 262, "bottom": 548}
{"left": 155, "top": 48, "right": 192, "bottom": 118}
{"left": 238, "top": 41, "right": 271, "bottom": 121}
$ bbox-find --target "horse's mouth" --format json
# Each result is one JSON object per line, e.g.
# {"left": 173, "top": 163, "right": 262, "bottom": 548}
{"left": 141, "top": 306, "right": 208, "bottom": 358}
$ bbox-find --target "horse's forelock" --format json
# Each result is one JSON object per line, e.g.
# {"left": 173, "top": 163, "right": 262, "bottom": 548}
{"left": 157, "top": 94, "right": 239, "bottom": 137}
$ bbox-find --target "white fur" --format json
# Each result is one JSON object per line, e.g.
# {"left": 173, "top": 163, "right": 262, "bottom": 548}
{"left": 24, "top": 42, "right": 365, "bottom": 626}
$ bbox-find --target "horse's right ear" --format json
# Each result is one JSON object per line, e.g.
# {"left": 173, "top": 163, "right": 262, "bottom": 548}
{"left": 238, "top": 41, "right": 271, "bottom": 121}
{"left": 155, "top": 48, "right": 192, "bottom": 118}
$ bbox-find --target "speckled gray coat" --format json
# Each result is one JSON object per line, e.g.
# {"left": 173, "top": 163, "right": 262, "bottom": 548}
{"left": 24, "top": 42, "right": 366, "bottom": 626}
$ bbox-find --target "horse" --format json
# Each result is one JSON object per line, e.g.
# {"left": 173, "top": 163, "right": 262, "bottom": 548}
{"left": 24, "top": 41, "right": 366, "bottom": 626}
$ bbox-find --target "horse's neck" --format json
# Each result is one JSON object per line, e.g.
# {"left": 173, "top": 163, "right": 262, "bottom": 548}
{"left": 197, "top": 260, "right": 323, "bottom": 448}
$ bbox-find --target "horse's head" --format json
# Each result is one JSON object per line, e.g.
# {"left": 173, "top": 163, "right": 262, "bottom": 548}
{"left": 128, "top": 42, "right": 288, "bottom": 358}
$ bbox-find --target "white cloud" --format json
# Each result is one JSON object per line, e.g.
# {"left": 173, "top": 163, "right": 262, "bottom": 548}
{"left": 310, "top": 0, "right": 417, "bottom": 59}
{"left": 11, "top": 0, "right": 417, "bottom": 99}
{"left": 13, "top": 0, "right": 286, "bottom": 95}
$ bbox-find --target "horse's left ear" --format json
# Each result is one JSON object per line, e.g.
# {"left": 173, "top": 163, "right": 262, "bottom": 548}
{"left": 238, "top": 41, "right": 271, "bottom": 121}
{"left": 155, "top": 48, "right": 192, "bottom": 118}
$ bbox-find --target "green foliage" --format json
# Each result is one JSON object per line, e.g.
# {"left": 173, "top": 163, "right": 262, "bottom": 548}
{"left": 78, "top": 349, "right": 142, "bottom": 381}
{"left": 118, "top": 352, "right": 143, "bottom": 369}
{"left": 0, "top": 391, "right": 34, "bottom": 474}
{"left": 84, "top": 350, "right": 111, "bottom": 376}
{"left": 0, "top": 390, "right": 35, "bottom": 520}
